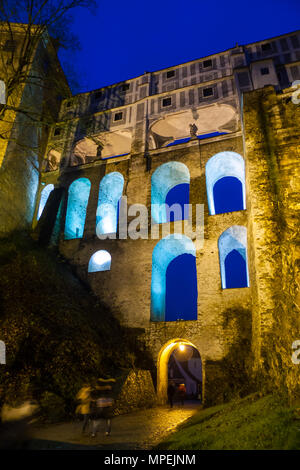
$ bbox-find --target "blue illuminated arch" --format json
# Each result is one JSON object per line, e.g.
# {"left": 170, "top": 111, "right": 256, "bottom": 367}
{"left": 218, "top": 225, "right": 249, "bottom": 289}
{"left": 206, "top": 152, "right": 246, "bottom": 215}
{"left": 88, "top": 250, "right": 111, "bottom": 272}
{"left": 151, "top": 234, "right": 197, "bottom": 321}
{"left": 151, "top": 162, "right": 190, "bottom": 224}
{"left": 96, "top": 172, "right": 124, "bottom": 236}
{"left": 64, "top": 178, "right": 91, "bottom": 240}
{"left": 37, "top": 184, "right": 54, "bottom": 220}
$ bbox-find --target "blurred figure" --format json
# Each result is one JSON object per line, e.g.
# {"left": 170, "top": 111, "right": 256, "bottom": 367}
{"left": 167, "top": 380, "right": 176, "bottom": 408}
{"left": 90, "top": 378, "right": 116, "bottom": 438}
{"left": 76, "top": 384, "right": 92, "bottom": 434}
{"left": 0, "top": 400, "right": 39, "bottom": 449}
{"left": 178, "top": 383, "right": 186, "bottom": 406}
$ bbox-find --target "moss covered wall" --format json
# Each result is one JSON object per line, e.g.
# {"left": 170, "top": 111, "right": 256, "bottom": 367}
{"left": 243, "top": 86, "right": 300, "bottom": 401}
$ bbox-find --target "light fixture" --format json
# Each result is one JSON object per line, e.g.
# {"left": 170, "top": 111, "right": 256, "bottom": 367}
{"left": 179, "top": 344, "right": 185, "bottom": 352}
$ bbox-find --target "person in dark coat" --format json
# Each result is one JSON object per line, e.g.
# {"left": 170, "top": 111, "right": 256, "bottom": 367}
{"left": 90, "top": 378, "right": 116, "bottom": 437}
{"left": 178, "top": 383, "right": 186, "bottom": 406}
{"left": 167, "top": 381, "right": 176, "bottom": 408}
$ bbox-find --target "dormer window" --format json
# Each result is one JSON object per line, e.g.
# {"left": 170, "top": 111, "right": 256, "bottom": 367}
{"left": 121, "top": 84, "right": 130, "bottom": 92}
{"left": 166, "top": 70, "right": 175, "bottom": 79}
{"left": 261, "top": 43, "right": 271, "bottom": 52}
{"left": 203, "top": 59, "right": 212, "bottom": 68}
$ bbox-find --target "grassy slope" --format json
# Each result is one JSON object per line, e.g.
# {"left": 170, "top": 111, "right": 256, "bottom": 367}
{"left": 156, "top": 394, "right": 300, "bottom": 450}
{"left": 0, "top": 233, "right": 145, "bottom": 418}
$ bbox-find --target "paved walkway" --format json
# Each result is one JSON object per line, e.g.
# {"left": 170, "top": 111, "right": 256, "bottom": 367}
{"left": 28, "top": 402, "right": 200, "bottom": 450}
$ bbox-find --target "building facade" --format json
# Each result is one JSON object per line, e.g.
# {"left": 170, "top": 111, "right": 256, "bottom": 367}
{"left": 2, "top": 27, "right": 300, "bottom": 404}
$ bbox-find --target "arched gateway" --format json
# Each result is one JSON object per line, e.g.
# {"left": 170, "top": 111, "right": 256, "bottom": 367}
{"left": 157, "top": 338, "right": 202, "bottom": 404}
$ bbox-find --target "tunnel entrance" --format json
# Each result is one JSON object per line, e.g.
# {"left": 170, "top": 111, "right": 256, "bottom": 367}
{"left": 157, "top": 339, "right": 202, "bottom": 404}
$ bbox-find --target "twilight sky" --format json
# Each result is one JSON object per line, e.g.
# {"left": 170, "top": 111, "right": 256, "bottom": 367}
{"left": 58, "top": 0, "right": 300, "bottom": 94}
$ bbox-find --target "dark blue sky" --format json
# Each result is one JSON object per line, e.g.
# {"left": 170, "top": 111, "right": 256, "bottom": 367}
{"left": 59, "top": 0, "right": 300, "bottom": 93}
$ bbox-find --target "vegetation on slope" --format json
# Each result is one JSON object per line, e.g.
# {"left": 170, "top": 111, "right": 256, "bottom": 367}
{"left": 0, "top": 233, "right": 150, "bottom": 420}
{"left": 156, "top": 394, "right": 300, "bottom": 450}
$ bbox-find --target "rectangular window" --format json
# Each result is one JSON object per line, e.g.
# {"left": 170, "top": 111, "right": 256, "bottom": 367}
{"left": 203, "top": 87, "right": 213, "bottom": 97}
{"left": 54, "top": 127, "right": 61, "bottom": 136}
{"left": 166, "top": 70, "right": 175, "bottom": 79}
{"left": 261, "top": 67, "right": 270, "bottom": 75}
{"left": 162, "top": 97, "right": 172, "bottom": 107}
{"left": 203, "top": 59, "right": 212, "bottom": 68}
{"left": 114, "top": 112, "right": 123, "bottom": 121}
{"left": 66, "top": 101, "right": 72, "bottom": 108}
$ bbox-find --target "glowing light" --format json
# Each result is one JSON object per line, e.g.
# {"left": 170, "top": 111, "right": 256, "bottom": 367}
{"left": 206, "top": 151, "right": 246, "bottom": 215}
{"left": 96, "top": 172, "right": 124, "bottom": 236}
{"left": 179, "top": 344, "right": 185, "bottom": 351}
{"left": 64, "top": 178, "right": 91, "bottom": 240}
{"left": 88, "top": 250, "right": 111, "bottom": 272}
{"left": 37, "top": 184, "right": 54, "bottom": 220}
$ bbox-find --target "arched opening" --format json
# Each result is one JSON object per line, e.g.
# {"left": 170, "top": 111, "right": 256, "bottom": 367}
{"left": 206, "top": 151, "right": 246, "bottom": 215}
{"left": 225, "top": 249, "right": 248, "bottom": 288}
{"left": 151, "top": 162, "right": 190, "bottom": 224}
{"left": 157, "top": 339, "right": 202, "bottom": 405}
{"left": 150, "top": 105, "right": 236, "bottom": 149}
{"left": 96, "top": 172, "right": 124, "bottom": 236}
{"left": 165, "top": 253, "right": 197, "bottom": 321}
{"left": 218, "top": 225, "right": 249, "bottom": 289}
{"left": 213, "top": 176, "right": 244, "bottom": 214}
{"left": 165, "top": 183, "right": 190, "bottom": 222}
{"left": 64, "top": 177, "right": 91, "bottom": 240}
{"left": 37, "top": 184, "right": 54, "bottom": 220}
{"left": 88, "top": 250, "right": 111, "bottom": 272}
{"left": 151, "top": 234, "right": 198, "bottom": 321}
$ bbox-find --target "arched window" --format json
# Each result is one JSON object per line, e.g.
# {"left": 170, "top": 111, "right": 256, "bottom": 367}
{"left": 218, "top": 225, "right": 249, "bottom": 289}
{"left": 206, "top": 152, "right": 246, "bottom": 215}
{"left": 64, "top": 178, "right": 91, "bottom": 240}
{"left": 37, "top": 184, "right": 54, "bottom": 220}
{"left": 151, "top": 162, "right": 190, "bottom": 224}
{"left": 88, "top": 250, "right": 111, "bottom": 272}
{"left": 151, "top": 234, "right": 198, "bottom": 321}
{"left": 96, "top": 172, "right": 124, "bottom": 236}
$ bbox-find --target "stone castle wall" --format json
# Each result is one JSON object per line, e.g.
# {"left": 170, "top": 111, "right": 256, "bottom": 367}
{"left": 243, "top": 85, "right": 300, "bottom": 401}
{"left": 37, "top": 133, "right": 253, "bottom": 404}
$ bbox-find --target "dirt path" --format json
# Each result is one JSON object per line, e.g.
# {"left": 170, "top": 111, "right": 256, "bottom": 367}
{"left": 28, "top": 402, "right": 200, "bottom": 450}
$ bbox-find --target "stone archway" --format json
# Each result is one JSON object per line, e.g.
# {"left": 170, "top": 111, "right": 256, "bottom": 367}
{"left": 157, "top": 338, "right": 202, "bottom": 404}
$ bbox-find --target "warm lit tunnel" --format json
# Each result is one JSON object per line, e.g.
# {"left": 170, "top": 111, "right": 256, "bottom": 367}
{"left": 157, "top": 339, "right": 202, "bottom": 405}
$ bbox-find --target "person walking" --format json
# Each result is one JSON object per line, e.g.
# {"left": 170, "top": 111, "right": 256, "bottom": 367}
{"left": 178, "top": 383, "right": 186, "bottom": 406}
{"left": 167, "top": 381, "right": 176, "bottom": 408}
{"left": 76, "top": 384, "right": 92, "bottom": 434}
{"left": 90, "top": 378, "right": 116, "bottom": 438}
